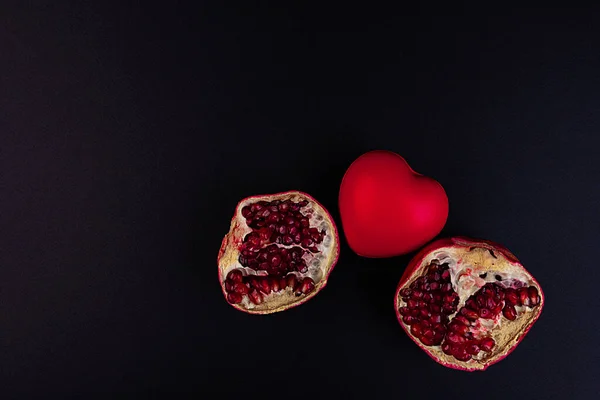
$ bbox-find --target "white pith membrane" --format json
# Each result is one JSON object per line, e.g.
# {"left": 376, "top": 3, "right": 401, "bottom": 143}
{"left": 396, "top": 244, "right": 544, "bottom": 371}
{"left": 218, "top": 191, "right": 340, "bottom": 314}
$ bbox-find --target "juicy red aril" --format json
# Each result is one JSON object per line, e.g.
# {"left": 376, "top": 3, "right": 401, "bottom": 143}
{"left": 503, "top": 304, "right": 517, "bottom": 320}
{"left": 248, "top": 289, "right": 263, "bottom": 305}
{"left": 518, "top": 287, "right": 530, "bottom": 306}
{"left": 294, "top": 277, "right": 316, "bottom": 296}
{"left": 227, "top": 269, "right": 243, "bottom": 283}
{"left": 479, "top": 338, "right": 495, "bottom": 352}
{"left": 400, "top": 263, "right": 542, "bottom": 363}
{"left": 466, "top": 343, "right": 480, "bottom": 355}
{"left": 227, "top": 293, "right": 243, "bottom": 304}
{"left": 528, "top": 286, "right": 540, "bottom": 306}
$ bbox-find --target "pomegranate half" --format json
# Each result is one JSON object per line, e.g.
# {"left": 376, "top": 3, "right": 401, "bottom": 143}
{"left": 218, "top": 191, "right": 340, "bottom": 314}
{"left": 394, "top": 237, "right": 544, "bottom": 371}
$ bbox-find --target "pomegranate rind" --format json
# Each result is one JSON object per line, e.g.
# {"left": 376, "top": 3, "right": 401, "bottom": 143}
{"left": 394, "top": 237, "right": 545, "bottom": 371}
{"left": 218, "top": 191, "right": 340, "bottom": 314}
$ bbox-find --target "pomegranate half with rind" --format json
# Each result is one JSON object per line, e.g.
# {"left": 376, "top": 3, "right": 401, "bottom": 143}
{"left": 394, "top": 237, "right": 544, "bottom": 371}
{"left": 218, "top": 191, "right": 340, "bottom": 314}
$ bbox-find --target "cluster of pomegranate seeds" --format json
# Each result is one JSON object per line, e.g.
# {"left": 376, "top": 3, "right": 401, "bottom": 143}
{"left": 399, "top": 263, "right": 542, "bottom": 362}
{"left": 241, "top": 199, "right": 325, "bottom": 252}
{"left": 399, "top": 263, "right": 459, "bottom": 346}
{"left": 225, "top": 269, "right": 315, "bottom": 305}
{"left": 225, "top": 198, "right": 325, "bottom": 304}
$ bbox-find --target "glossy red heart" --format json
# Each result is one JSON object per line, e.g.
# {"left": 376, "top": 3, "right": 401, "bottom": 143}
{"left": 339, "top": 150, "right": 449, "bottom": 258}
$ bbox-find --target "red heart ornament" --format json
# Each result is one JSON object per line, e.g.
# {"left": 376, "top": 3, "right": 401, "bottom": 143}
{"left": 339, "top": 150, "right": 449, "bottom": 258}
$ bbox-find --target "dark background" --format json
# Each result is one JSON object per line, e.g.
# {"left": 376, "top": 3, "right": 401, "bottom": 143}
{"left": 1, "top": 3, "right": 599, "bottom": 398}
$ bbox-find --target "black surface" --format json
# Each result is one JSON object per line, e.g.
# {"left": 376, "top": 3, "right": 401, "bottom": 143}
{"left": 1, "top": 3, "right": 599, "bottom": 398}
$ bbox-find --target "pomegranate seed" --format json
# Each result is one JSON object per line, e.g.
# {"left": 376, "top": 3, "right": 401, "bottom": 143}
{"left": 461, "top": 308, "right": 479, "bottom": 320}
{"left": 257, "top": 277, "right": 272, "bottom": 294}
{"left": 466, "top": 343, "right": 480, "bottom": 355}
{"left": 296, "top": 263, "right": 308, "bottom": 273}
{"left": 518, "top": 287, "right": 530, "bottom": 306}
{"left": 441, "top": 270, "right": 450, "bottom": 280}
{"left": 271, "top": 277, "right": 281, "bottom": 292}
{"left": 442, "top": 342, "right": 452, "bottom": 355}
{"left": 450, "top": 322, "right": 469, "bottom": 335}
{"left": 399, "top": 307, "right": 410, "bottom": 316}
{"left": 476, "top": 295, "right": 486, "bottom": 308}
{"left": 300, "top": 217, "right": 310, "bottom": 227}
{"left": 403, "top": 315, "right": 417, "bottom": 324}
{"left": 430, "top": 313, "right": 442, "bottom": 324}
{"left": 227, "top": 292, "right": 243, "bottom": 304}
{"left": 225, "top": 281, "right": 234, "bottom": 292}
{"left": 478, "top": 308, "right": 491, "bottom": 318}
{"left": 447, "top": 332, "right": 465, "bottom": 344}
{"left": 429, "top": 304, "right": 441, "bottom": 314}
{"left": 411, "top": 323, "right": 423, "bottom": 337}
{"left": 432, "top": 330, "right": 445, "bottom": 345}
{"left": 420, "top": 309, "right": 430, "bottom": 318}
{"left": 441, "top": 283, "right": 452, "bottom": 292}
{"left": 285, "top": 274, "right": 298, "bottom": 289}
{"left": 227, "top": 269, "right": 243, "bottom": 283}
{"left": 297, "top": 277, "right": 315, "bottom": 295}
{"left": 413, "top": 290, "right": 424, "bottom": 299}
{"left": 486, "top": 297, "right": 497, "bottom": 310}
{"left": 301, "top": 238, "right": 313, "bottom": 247}
{"left": 465, "top": 298, "right": 476, "bottom": 309}
{"left": 453, "top": 315, "right": 471, "bottom": 326}
{"left": 479, "top": 338, "right": 495, "bottom": 352}
{"left": 453, "top": 347, "right": 471, "bottom": 361}
{"left": 233, "top": 282, "right": 249, "bottom": 295}
{"left": 528, "top": 286, "right": 540, "bottom": 306}
{"left": 248, "top": 289, "right": 263, "bottom": 305}
{"left": 241, "top": 206, "right": 252, "bottom": 218}
{"left": 407, "top": 299, "right": 419, "bottom": 309}
{"left": 269, "top": 255, "right": 281, "bottom": 267}
{"left": 399, "top": 288, "right": 412, "bottom": 298}
{"left": 492, "top": 304, "right": 503, "bottom": 316}
{"left": 421, "top": 335, "right": 436, "bottom": 346}
{"left": 442, "top": 294, "right": 455, "bottom": 304}
{"left": 441, "top": 304, "right": 456, "bottom": 315}
{"left": 503, "top": 304, "right": 517, "bottom": 321}
{"left": 283, "top": 236, "right": 293, "bottom": 245}
{"left": 483, "top": 286, "right": 494, "bottom": 298}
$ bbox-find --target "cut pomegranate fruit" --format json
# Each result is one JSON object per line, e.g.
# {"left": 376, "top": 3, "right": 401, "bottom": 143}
{"left": 394, "top": 237, "right": 544, "bottom": 371}
{"left": 218, "top": 191, "right": 340, "bottom": 314}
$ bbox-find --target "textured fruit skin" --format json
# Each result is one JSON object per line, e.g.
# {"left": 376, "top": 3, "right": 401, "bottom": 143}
{"left": 394, "top": 237, "right": 545, "bottom": 371}
{"left": 217, "top": 191, "right": 340, "bottom": 315}
{"left": 339, "top": 150, "right": 449, "bottom": 258}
